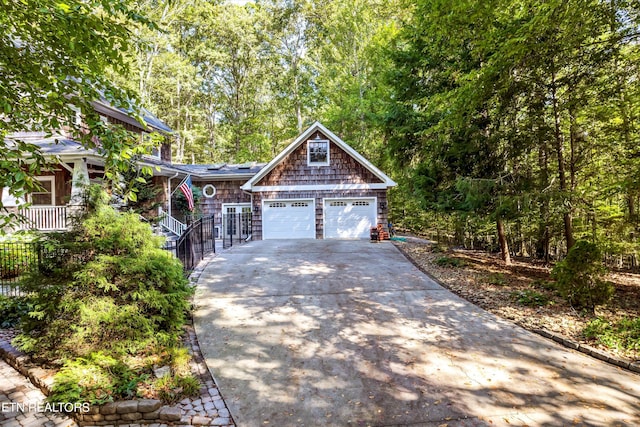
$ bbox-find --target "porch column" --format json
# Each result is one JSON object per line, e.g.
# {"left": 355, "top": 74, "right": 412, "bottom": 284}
{"left": 69, "top": 159, "right": 90, "bottom": 207}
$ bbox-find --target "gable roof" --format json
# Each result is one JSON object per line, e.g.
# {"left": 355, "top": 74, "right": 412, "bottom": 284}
{"left": 241, "top": 121, "right": 396, "bottom": 191}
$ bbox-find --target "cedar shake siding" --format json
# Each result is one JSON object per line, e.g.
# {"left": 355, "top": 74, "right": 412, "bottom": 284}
{"left": 251, "top": 189, "right": 388, "bottom": 240}
{"left": 256, "top": 131, "right": 384, "bottom": 187}
{"left": 195, "top": 179, "right": 250, "bottom": 226}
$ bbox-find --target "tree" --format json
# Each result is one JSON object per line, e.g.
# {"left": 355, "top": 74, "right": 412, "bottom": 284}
{"left": 0, "top": 0, "right": 157, "bottom": 224}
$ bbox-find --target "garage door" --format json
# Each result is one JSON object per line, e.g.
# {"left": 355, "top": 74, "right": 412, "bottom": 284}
{"left": 324, "top": 198, "right": 377, "bottom": 239}
{"left": 262, "top": 199, "right": 315, "bottom": 239}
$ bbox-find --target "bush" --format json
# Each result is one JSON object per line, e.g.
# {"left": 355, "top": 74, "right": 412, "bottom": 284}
{"left": 512, "top": 289, "right": 550, "bottom": 307}
{"left": 551, "top": 240, "right": 614, "bottom": 312}
{"left": 486, "top": 273, "right": 507, "bottom": 286}
{"left": 434, "top": 256, "right": 465, "bottom": 268}
{"left": 14, "top": 187, "right": 195, "bottom": 403}
{"left": 584, "top": 317, "right": 640, "bottom": 353}
{"left": 0, "top": 295, "right": 32, "bottom": 328}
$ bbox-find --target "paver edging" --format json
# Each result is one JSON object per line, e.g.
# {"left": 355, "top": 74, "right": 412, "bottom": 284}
{"left": 0, "top": 252, "right": 235, "bottom": 426}
{"left": 391, "top": 241, "right": 640, "bottom": 377}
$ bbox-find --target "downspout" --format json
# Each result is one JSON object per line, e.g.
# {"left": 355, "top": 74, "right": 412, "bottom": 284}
{"left": 242, "top": 189, "right": 253, "bottom": 241}
{"left": 167, "top": 172, "right": 180, "bottom": 217}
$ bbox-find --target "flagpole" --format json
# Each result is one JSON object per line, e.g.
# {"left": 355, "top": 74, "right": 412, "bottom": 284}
{"left": 170, "top": 174, "right": 190, "bottom": 197}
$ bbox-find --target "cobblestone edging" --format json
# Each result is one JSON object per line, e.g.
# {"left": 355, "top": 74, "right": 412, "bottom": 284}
{"left": 0, "top": 252, "right": 236, "bottom": 427}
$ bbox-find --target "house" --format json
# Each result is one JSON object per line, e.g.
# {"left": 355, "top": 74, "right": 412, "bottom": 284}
{"left": 2, "top": 99, "right": 184, "bottom": 231}
{"left": 6, "top": 117, "right": 396, "bottom": 240}
{"left": 177, "top": 122, "right": 397, "bottom": 240}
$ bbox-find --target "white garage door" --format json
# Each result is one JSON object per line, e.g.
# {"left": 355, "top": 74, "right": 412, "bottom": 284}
{"left": 262, "top": 199, "right": 315, "bottom": 239}
{"left": 324, "top": 198, "right": 377, "bottom": 239}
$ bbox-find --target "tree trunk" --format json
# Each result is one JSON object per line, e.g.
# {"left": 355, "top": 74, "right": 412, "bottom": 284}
{"left": 497, "top": 217, "right": 511, "bottom": 265}
{"left": 550, "top": 62, "right": 575, "bottom": 251}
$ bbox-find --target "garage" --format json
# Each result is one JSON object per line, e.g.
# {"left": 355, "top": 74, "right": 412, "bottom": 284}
{"left": 323, "top": 198, "right": 377, "bottom": 239}
{"left": 262, "top": 199, "right": 315, "bottom": 239}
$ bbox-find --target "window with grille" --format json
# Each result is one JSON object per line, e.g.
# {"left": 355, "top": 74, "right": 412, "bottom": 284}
{"left": 329, "top": 201, "right": 347, "bottom": 207}
{"left": 353, "top": 201, "right": 370, "bottom": 206}
{"left": 291, "top": 202, "right": 309, "bottom": 207}
{"left": 269, "top": 202, "right": 286, "bottom": 208}
{"left": 307, "top": 138, "right": 329, "bottom": 165}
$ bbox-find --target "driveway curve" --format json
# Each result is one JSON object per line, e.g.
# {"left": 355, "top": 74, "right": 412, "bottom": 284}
{"left": 194, "top": 240, "right": 640, "bottom": 427}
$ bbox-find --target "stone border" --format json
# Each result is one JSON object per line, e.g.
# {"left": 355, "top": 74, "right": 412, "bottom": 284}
{"left": 392, "top": 241, "right": 640, "bottom": 377}
{"left": 0, "top": 251, "right": 235, "bottom": 426}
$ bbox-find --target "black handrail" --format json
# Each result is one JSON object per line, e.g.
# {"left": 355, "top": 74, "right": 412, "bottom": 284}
{"left": 175, "top": 215, "right": 216, "bottom": 273}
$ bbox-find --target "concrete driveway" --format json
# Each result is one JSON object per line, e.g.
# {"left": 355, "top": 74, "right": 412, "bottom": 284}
{"left": 194, "top": 240, "right": 640, "bottom": 427}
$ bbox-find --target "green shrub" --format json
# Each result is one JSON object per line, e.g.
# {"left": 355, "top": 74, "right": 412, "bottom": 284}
{"left": 584, "top": 317, "right": 640, "bottom": 352}
{"left": 512, "top": 289, "right": 550, "bottom": 307}
{"left": 486, "top": 273, "right": 507, "bottom": 286}
{"left": 434, "top": 256, "right": 466, "bottom": 268}
{"left": 531, "top": 278, "right": 556, "bottom": 291}
{"left": 551, "top": 240, "right": 614, "bottom": 312}
{"left": 153, "top": 373, "right": 200, "bottom": 404}
{"left": 0, "top": 296, "right": 32, "bottom": 328}
{"left": 14, "top": 187, "right": 195, "bottom": 403}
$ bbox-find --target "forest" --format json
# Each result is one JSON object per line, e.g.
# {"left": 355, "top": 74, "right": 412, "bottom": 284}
{"left": 113, "top": 0, "right": 639, "bottom": 265}
{"left": 4, "top": 0, "right": 640, "bottom": 264}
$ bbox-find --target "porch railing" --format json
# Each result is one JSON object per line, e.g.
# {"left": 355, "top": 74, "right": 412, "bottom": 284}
{"left": 18, "top": 206, "right": 68, "bottom": 231}
{"left": 158, "top": 207, "right": 186, "bottom": 237}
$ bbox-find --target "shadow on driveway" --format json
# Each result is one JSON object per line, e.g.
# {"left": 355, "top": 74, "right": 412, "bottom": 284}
{"left": 194, "top": 240, "right": 640, "bottom": 427}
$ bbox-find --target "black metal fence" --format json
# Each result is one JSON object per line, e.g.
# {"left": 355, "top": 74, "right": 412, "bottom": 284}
{"left": 221, "top": 212, "right": 252, "bottom": 249}
{"left": 0, "top": 242, "right": 39, "bottom": 296}
{"left": 175, "top": 215, "right": 216, "bottom": 273}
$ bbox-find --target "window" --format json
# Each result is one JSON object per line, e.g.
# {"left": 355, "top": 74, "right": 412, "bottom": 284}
{"left": 307, "top": 138, "right": 329, "bottom": 165}
{"left": 353, "top": 201, "right": 370, "bottom": 206}
{"left": 30, "top": 177, "right": 54, "bottom": 206}
{"left": 269, "top": 202, "right": 286, "bottom": 208}
{"left": 291, "top": 202, "right": 309, "bottom": 207}
{"left": 329, "top": 201, "right": 347, "bottom": 207}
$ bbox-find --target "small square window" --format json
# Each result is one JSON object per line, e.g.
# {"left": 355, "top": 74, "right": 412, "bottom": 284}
{"left": 307, "top": 139, "right": 329, "bottom": 165}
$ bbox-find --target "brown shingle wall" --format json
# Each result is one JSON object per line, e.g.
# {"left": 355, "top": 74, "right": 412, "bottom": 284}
{"left": 251, "top": 189, "right": 388, "bottom": 240}
{"left": 256, "top": 132, "right": 384, "bottom": 186}
{"left": 195, "top": 180, "right": 250, "bottom": 226}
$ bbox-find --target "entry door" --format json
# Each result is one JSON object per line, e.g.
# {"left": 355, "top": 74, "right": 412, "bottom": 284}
{"left": 224, "top": 204, "right": 251, "bottom": 239}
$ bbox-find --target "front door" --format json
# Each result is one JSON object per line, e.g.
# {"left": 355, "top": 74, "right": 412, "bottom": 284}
{"left": 223, "top": 204, "right": 252, "bottom": 240}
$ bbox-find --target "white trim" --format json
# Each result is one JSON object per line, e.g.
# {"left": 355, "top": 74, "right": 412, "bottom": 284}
{"left": 202, "top": 184, "right": 217, "bottom": 198}
{"left": 31, "top": 176, "right": 55, "bottom": 206}
{"left": 221, "top": 203, "right": 251, "bottom": 213}
{"left": 252, "top": 183, "right": 389, "bottom": 192}
{"left": 307, "top": 138, "right": 330, "bottom": 166}
{"left": 241, "top": 122, "right": 397, "bottom": 191}
{"left": 322, "top": 197, "right": 377, "bottom": 239}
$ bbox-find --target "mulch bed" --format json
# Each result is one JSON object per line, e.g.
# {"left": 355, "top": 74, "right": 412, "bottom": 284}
{"left": 393, "top": 239, "right": 640, "bottom": 362}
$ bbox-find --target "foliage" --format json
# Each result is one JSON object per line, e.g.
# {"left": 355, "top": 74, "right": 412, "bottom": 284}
{"left": 485, "top": 273, "right": 507, "bottom": 286}
{"left": 173, "top": 185, "right": 202, "bottom": 218}
{"left": 0, "top": 0, "right": 159, "bottom": 227}
{"left": 552, "top": 240, "right": 614, "bottom": 311}
{"left": 153, "top": 373, "right": 200, "bottom": 404}
{"left": 434, "top": 256, "right": 466, "bottom": 268}
{"left": 0, "top": 296, "right": 32, "bottom": 328}
{"left": 512, "top": 289, "right": 551, "bottom": 307}
{"left": 14, "top": 188, "right": 194, "bottom": 402}
{"left": 584, "top": 317, "right": 640, "bottom": 353}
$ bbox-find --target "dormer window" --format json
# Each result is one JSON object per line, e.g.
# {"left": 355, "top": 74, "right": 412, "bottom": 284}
{"left": 307, "top": 137, "right": 329, "bottom": 166}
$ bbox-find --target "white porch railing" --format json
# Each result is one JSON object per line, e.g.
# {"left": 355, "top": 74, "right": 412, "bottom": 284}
{"left": 19, "top": 206, "right": 68, "bottom": 231}
{"left": 158, "top": 207, "right": 186, "bottom": 236}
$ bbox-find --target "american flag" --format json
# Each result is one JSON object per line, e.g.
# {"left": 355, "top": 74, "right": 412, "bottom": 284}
{"left": 179, "top": 175, "right": 195, "bottom": 211}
